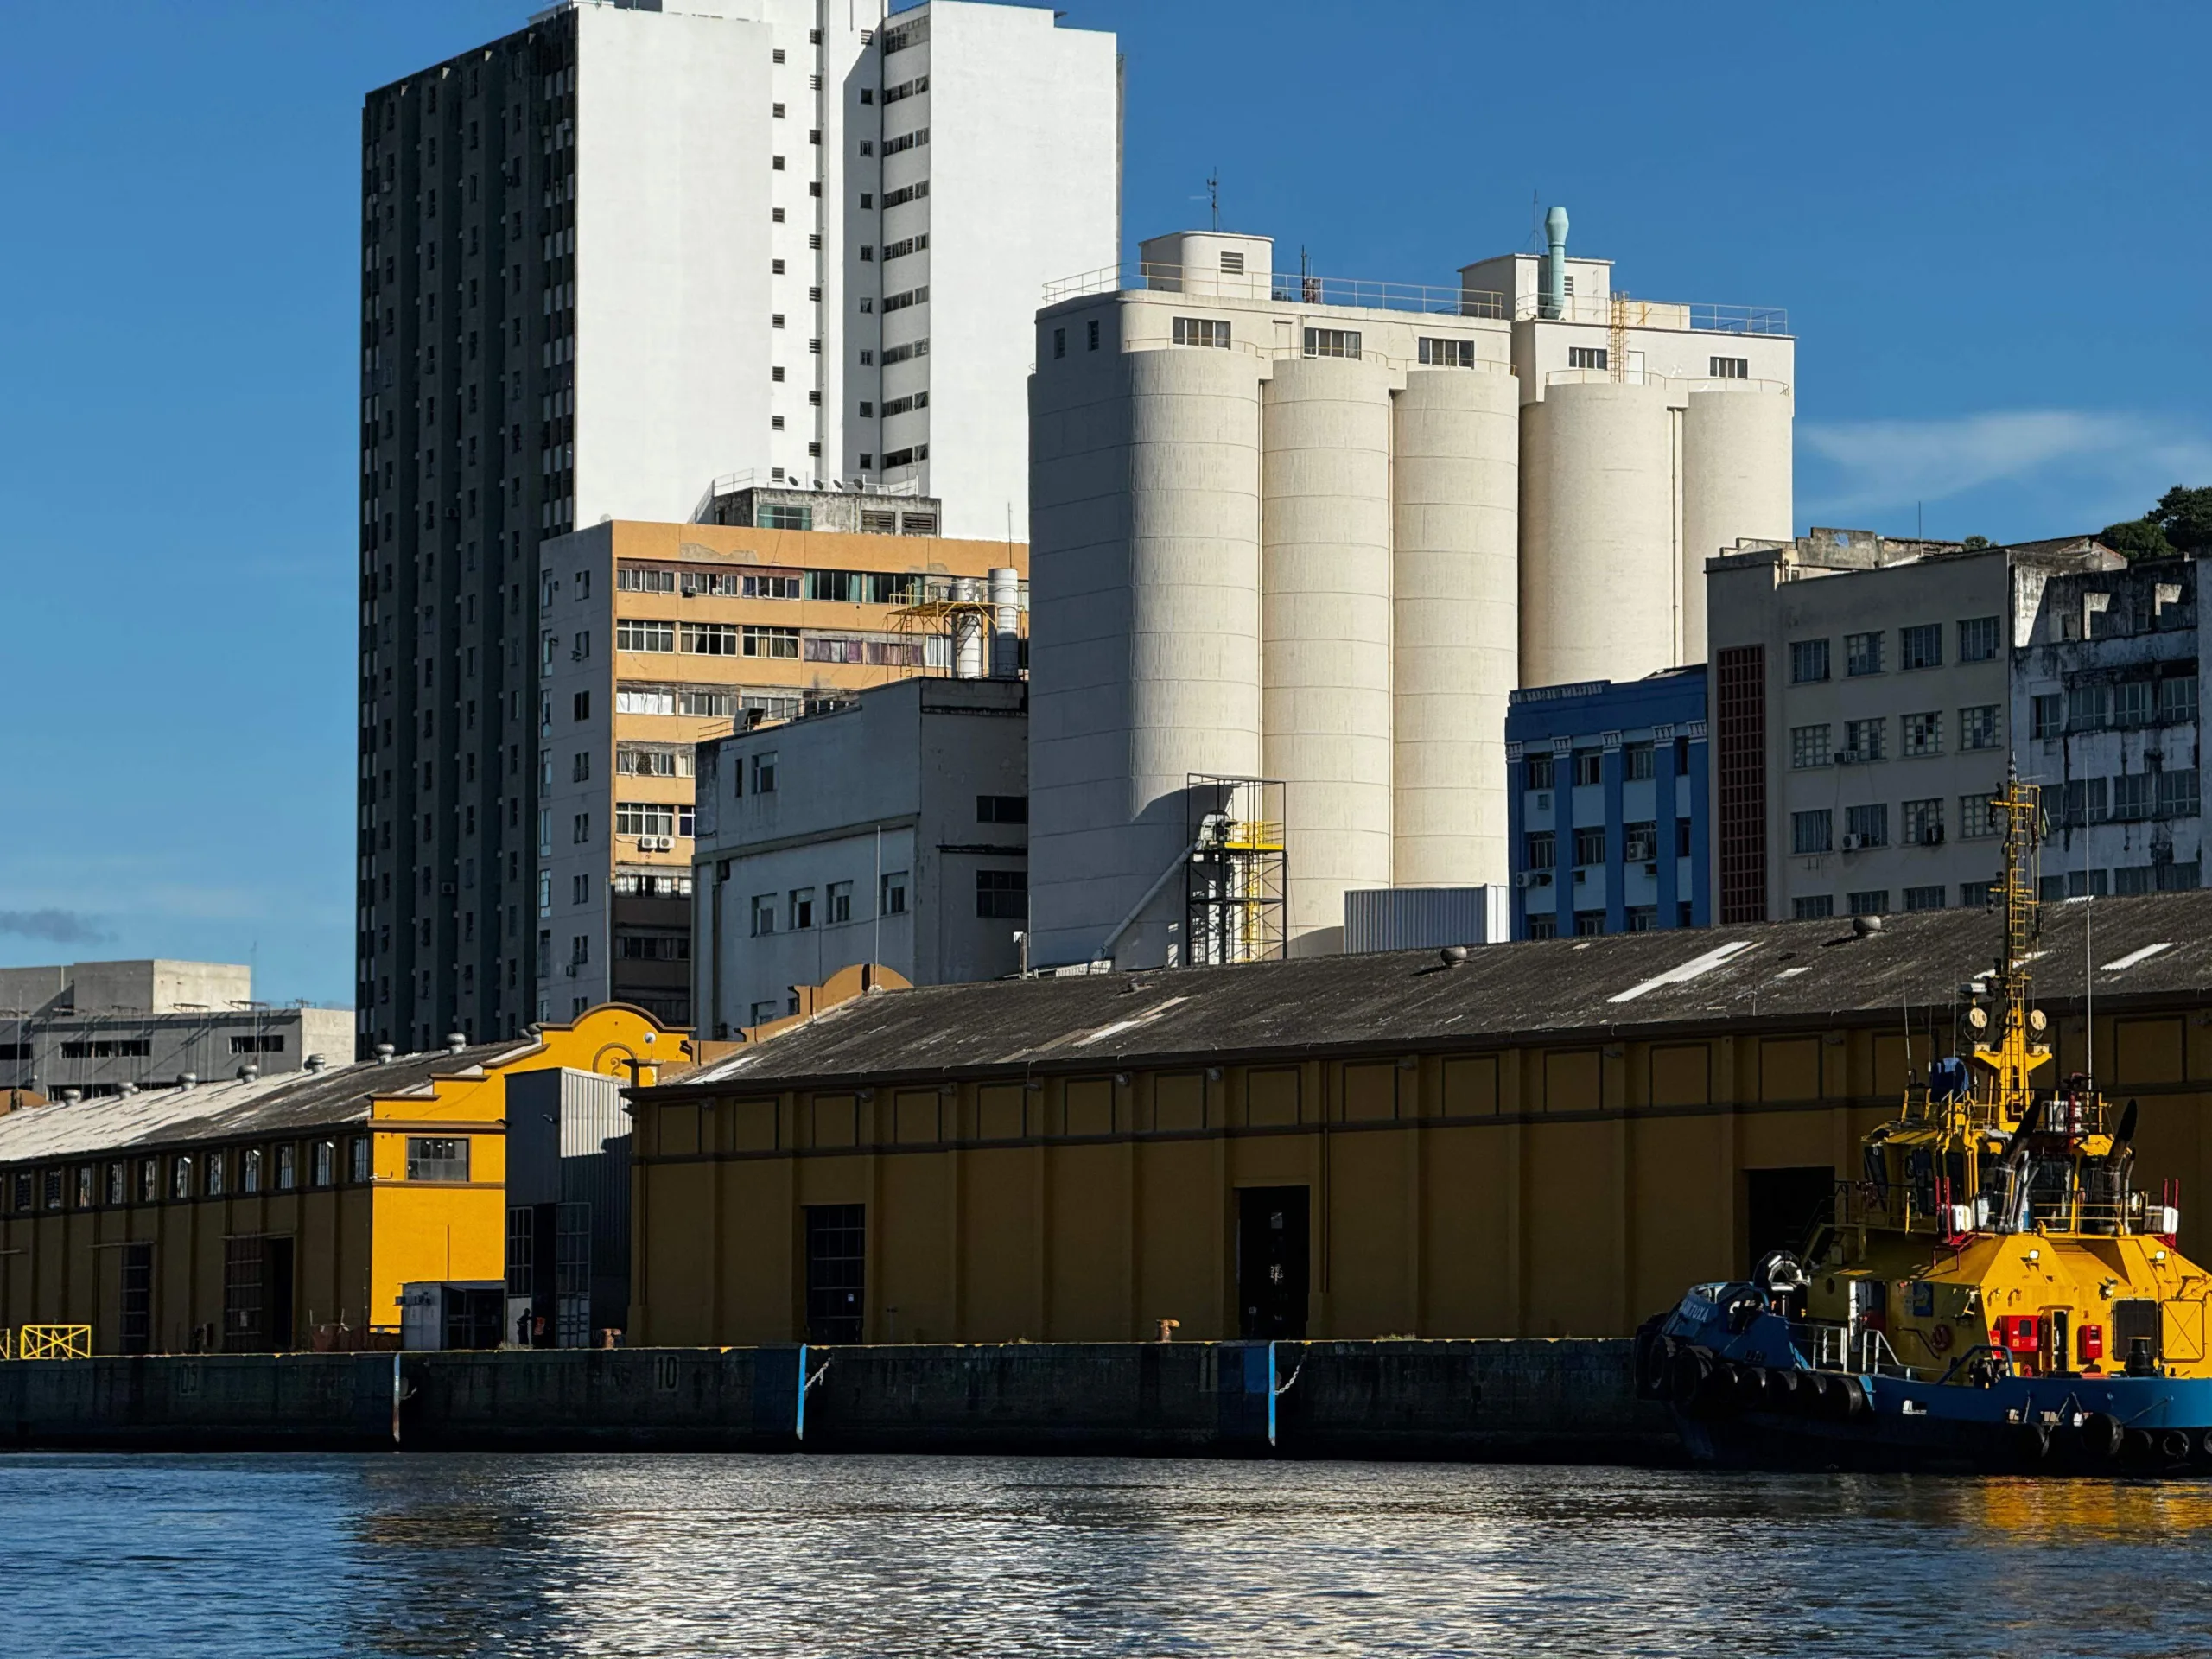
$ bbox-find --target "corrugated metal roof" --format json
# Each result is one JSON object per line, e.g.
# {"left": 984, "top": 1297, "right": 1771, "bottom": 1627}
{"left": 656, "top": 892, "right": 2212, "bottom": 1094}
{"left": 0, "top": 1037, "right": 541, "bottom": 1165}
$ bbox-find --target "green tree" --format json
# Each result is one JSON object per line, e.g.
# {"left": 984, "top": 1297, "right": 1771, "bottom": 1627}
{"left": 2101, "top": 483, "right": 2212, "bottom": 560}
{"left": 2152, "top": 485, "right": 2212, "bottom": 553}
{"left": 2099, "top": 515, "right": 2174, "bottom": 560}
{"left": 1961, "top": 535, "right": 1993, "bottom": 550}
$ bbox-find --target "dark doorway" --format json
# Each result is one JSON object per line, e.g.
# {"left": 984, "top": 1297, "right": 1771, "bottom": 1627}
{"left": 804, "top": 1204, "right": 866, "bottom": 1343}
{"left": 222, "top": 1236, "right": 264, "bottom": 1352}
{"left": 119, "top": 1242, "right": 153, "bottom": 1355}
{"left": 265, "top": 1237, "right": 296, "bottom": 1351}
{"left": 1745, "top": 1166, "right": 1835, "bottom": 1274}
{"left": 1236, "top": 1186, "right": 1310, "bottom": 1339}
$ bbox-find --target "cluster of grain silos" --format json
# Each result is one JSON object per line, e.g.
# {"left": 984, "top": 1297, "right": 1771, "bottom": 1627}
{"left": 1026, "top": 219, "right": 1791, "bottom": 969}
{"left": 1519, "top": 378, "right": 1792, "bottom": 686}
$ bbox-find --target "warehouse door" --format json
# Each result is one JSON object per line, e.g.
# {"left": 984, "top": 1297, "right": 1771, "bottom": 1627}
{"left": 804, "top": 1204, "right": 866, "bottom": 1343}
{"left": 223, "top": 1236, "right": 264, "bottom": 1352}
{"left": 119, "top": 1242, "right": 153, "bottom": 1355}
{"left": 1237, "top": 1187, "right": 1310, "bottom": 1340}
{"left": 1745, "top": 1166, "right": 1835, "bottom": 1274}
{"left": 264, "top": 1237, "right": 296, "bottom": 1351}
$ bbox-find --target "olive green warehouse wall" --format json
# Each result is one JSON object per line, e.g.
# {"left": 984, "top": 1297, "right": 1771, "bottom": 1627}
{"left": 629, "top": 1006, "right": 2212, "bottom": 1345}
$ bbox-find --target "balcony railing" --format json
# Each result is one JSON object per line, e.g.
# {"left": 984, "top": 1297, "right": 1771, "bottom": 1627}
{"left": 1042, "top": 263, "right": 1509, "bottom": 319}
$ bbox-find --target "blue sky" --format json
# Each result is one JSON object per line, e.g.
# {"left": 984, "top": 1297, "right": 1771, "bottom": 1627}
{"left": 1, "top": 1, "right": 2205, "bottom": 1004}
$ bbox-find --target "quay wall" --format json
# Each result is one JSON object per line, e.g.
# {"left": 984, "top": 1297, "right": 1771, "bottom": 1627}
{"left": 0, "top": 1338, "right": 1675, "bottom": 1461}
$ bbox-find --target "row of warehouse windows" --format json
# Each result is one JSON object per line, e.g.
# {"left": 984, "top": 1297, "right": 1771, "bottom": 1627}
{"left": 1524, "top": 905, "right": 1692, "bottom": 939}
{"left": 1525, "top": 821, "right": 1694, "bottom": 871}
{"left": 1790, "top": 707, "right": 2002, "bottom": 766}
{"left": 1790, "top": 792, "right": 2013, "bottom": 855}
{"left": 616, "top": 567, "right": 949, "bottom": 604}
{"left": 0, "top": 1135, "right": 468, "bottom": 1212}
{"left": 1793, "top": 862, "right": 2203, "bottom": 921}
{"left": 1523, "top": 738, "right": 1695, "bottom": 791}
{"left": 2031, "top": 677, "right": 2198, "bottom": 735}
{"left": 613, "top": 685, "right": 802, "bottom": 721}
{"left": 1790, "top": 619, "right": 2001, "bottom": 682}
{"left": 743, "top": 868, "right": 1022, "bottom": 938}
{"left": 3, "top": 1033, "right": 284, "bottom": 1065}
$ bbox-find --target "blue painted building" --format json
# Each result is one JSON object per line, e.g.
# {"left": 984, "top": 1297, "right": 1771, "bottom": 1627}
{"left": 1505, "top": 668, "right": 1711, "bottom": 939}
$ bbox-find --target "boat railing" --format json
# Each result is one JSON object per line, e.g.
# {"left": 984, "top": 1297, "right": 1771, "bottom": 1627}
{"left": 1789, "top": 1320, "right": 1919, "bottom": 1379}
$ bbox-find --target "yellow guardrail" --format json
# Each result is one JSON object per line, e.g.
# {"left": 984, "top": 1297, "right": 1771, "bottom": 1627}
{"left": 17, "top": 1325, "right": 91, "bottom": 1360}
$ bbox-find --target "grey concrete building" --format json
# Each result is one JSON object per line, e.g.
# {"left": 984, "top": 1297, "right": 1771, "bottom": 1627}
{"left": 2013, "top": 556, "right": 2204, "bottom": 898}
{"left": 1707, "top": 530, "right": 2121, "bottom": 924}
{"left": 690, "top": 675, "right": 1027, "bottom": 1036}
{"left": 0, "top": 962, "right": 353, "bottom": 1100}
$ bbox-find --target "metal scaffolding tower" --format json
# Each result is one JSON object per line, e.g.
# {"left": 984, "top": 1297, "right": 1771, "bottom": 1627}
{"left": 1185, "top": 775, "right": 1287, "bottom": 966}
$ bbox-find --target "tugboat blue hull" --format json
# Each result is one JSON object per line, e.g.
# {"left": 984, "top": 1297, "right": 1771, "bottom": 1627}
{"left": 1647, "top": 1287, "right": 2212, "bottom": 1475}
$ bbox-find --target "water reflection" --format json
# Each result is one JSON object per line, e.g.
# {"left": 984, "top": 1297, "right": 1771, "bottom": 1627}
{"left": 6, "top": 1455, "right": 2212, "bottom": 1656}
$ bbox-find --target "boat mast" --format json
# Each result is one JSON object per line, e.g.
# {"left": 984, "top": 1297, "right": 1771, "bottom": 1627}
{"left": 1972, "top": 767, "right": 2046, "bottom": 1128}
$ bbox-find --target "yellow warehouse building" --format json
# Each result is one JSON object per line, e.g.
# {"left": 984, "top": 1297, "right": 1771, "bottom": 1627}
{"left": 0, "top": 1007, "right": 672, "bottom": 1353}
{"left": 628, "top": 896, "right": 2212, "bottom": 1347}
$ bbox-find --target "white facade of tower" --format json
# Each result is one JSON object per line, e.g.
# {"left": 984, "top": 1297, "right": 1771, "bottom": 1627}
{"left": 855, "top": 3, "right": 1121, "bottom": 538}
{"left": 558, "top": 0, "right": 1116, "bottom": 533}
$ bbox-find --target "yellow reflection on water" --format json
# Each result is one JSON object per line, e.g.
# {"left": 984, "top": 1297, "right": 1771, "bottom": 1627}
{"left": 1970, "top": 1478, "right": 2212, "bottom": 1540}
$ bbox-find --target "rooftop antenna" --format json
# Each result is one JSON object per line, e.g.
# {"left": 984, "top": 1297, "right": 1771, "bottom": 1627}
{"left": 1207, "top": 168, "right": 1219, "bottom": 232}
{"left": 1528, "top": 190, "right": 1544, "bottom": 251}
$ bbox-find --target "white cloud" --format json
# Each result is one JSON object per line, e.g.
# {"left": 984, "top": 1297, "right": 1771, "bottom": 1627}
{"left": 1800, "top": 409, "right": 2212, "bottom": 525}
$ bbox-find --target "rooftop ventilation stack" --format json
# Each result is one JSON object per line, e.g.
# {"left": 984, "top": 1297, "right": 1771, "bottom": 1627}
{"left": 1541, "top": 206, "right": 1569, "bottom": 321}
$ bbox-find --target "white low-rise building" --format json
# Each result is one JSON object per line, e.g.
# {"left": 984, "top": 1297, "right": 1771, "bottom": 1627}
{"left": 690, "top": 676, "right": 1027, "bottom": 1036}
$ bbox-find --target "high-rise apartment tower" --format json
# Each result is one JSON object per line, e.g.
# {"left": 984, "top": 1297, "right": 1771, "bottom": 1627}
{"left": 356, "top": 0, "right": 1116, "bottom": 1054}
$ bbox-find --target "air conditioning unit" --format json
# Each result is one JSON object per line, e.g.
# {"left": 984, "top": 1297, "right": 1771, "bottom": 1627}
{"left": 1643, "top": 861, "right": 1660, "bottom": 877}
{"left": 1840, "top": 833, "right": 1864, "bottom": 851}
{"left": 1535, "top": 791, "right": 1553, "bottom": 810}
{"left": 1514, "top": 871, "right": 1535, "bottom": 889}
{"left": 1834, "top": 750, "right": 1862, "bottom": 766}
{"left": 637, "top": 834, "right": 673, "bottom": 853}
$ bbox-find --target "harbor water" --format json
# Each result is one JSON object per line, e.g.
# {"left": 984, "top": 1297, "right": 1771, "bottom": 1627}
{"left": 8, "top": 1453, "right": 2212, "bottom": 1656}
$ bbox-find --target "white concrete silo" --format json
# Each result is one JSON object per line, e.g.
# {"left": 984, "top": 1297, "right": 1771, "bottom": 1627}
{"left": 1519, "top": 379, "right": 1678, "bottom": 689}
{"left": 1027, "top": 335, "right": 1263, "bottom": 970}
{"left": 1681, "top": 382, "right": 1793, "bottom": 662}
{"left": 1390, "top": 365, "right": 1520, "bottom": 889}
{"left": 1260, "top": 355, "right": 1395, "bottom": 954}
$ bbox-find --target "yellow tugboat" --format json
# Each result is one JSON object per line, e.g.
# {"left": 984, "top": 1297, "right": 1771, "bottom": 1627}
{"left": 1640, "top": 773, "right": 2212, "bottom": 1471}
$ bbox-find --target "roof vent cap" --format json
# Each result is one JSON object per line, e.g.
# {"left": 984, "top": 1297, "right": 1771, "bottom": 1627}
{"left": 445, "top": 1032, "right": 468, "bottom": 1055}
{"left": 1853, "top": 913, "right": 1884, "bottom": 938}
{"left": 305, "top": 1053, "right": 327, "bottom": 1073}
{"left": 179, "top": 1072, "right": 198, "bottom": 1090}
{"left": 1440, "top": 945, "right": 1470, "bottom": 968}
{"left": 374, "top": 1044, "right": 396, "bottom": 1064}
{"left": 119, "top": 1081, "right": 138, "bottom": 1096}
{"left": 238, "top": 1064, "right": 259, "bottom": 1083}
{"left": 60, "top": 1087, "right": 81, "bottom": 1104}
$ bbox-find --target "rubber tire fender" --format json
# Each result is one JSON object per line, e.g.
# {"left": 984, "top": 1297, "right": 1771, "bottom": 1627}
{"left": 2162, "top": 1429, "right": 2194, "bottom": 1464}
{"left": 1736, "top": 1364, "right": 1770, "bottom": 1407}
{"left": 1832, "top": 1376, "right": 1869, "bottom": 1419}
{"left": 1761, "top": 1367, "right": 1800, "bottom": 1408}
{"left": 1669, "top": 1347, "right": 1713, "bottom": 1412}
{"left": 1637, "top": 1333, "right": 1674, "bottom": 1400}
{"left": 1797, "top": 1371, "right": 1834, "bottom": 1414}
{"left": 2015, "top": 1422, "right": 2052, "bottom": 1463}
{"left": 2078, "top": 1411, "right": 2124, "bottom": 1460}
